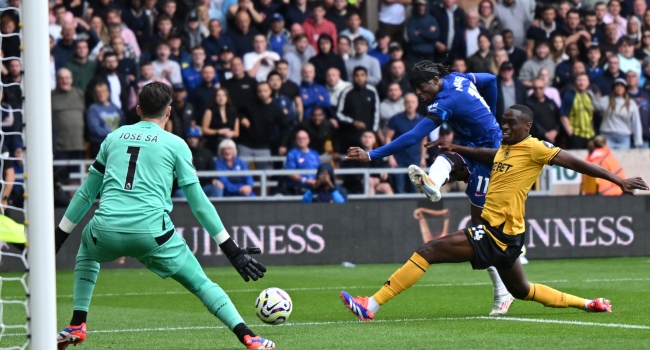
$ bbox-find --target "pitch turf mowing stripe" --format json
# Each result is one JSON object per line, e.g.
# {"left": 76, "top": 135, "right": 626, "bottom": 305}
{"left": 5, "top": 316, "right": 650, "bottom": 338}
{"left": 27, "top": 277, "right": 650, "bottom": 299}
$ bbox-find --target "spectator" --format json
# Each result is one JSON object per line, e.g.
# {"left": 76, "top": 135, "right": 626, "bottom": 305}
{"left": 160, "top": 0, "right": 184, "bottom": 31}
{"left": 368, "top": 31, "right": 391, "bottom": 67}
{"left": 636, "top": 28, "right": 650, "bottom": 61}
{"left": 525, "top": 5, "right": 556, "bottom": 58}
{"left": 594, "top": 78, "right": 643, "bottom": 148}
{"left": 385, "top": 42, "right": 408, "bottom": 75}
{"left": 122, "top": 0, "right": 152, "bottom": 57}
{"left": 99, "top": 24, "right": 138, "bottom": 62}
{"left": 285, "top": 130, "right": 320, "bottom": 194}
{"left": 536, "top": 67, "right": 563, "bottom": 108}
{"left": 167, "top": 34, "right": 191, "bottom": 69}
{"left": 238, "top": 82, "right": 289, "bottom": 165}
{"left": 550, "top": 34, "right": 568, "bottom": 65}
{"left": 496, "top": 62, "right": 527, "bottom": 123}
{"left": 148, "top": 14, "right": 174, "bottom": 60}
{"left": 431, "top": 0, "right": 465, "bottom": 61}
{"left": 462, "top": 9, "right": 491, "bottom": 59}
{"left": 493, "top": 35, "right": 505, "bottom": 52}
{"left": 152, "top": 41, "right": 183, "bottom": 84}
{"left": 169, "top": 84, "right": 195, "bottom": 140}
{"left": 226, "top": 0, "right": 264, "bottom": 31}
{"left": 336, "top": 67, "right": 380, "bottom": 152}
{"left": 183, "top": 46, "right": 214, "bottom": 91}
{"left": 53, "top": 22, "right": 77, "bottom": 70}
{"left": 632, "top": 0, "right": 647, "bottom": 22}
{"left": 284, "top": 34, "right": 316, "bottom": 84}
{"left": 595, "top": 2, "right": 608, "bottom": 30}
{"left": 600, "top": 23, "right": 620, "bottom": 57}
{"left": 190, "top": 65, "right": 219, "bottom": 120}
{"left": 228, "top": 10, "right": 258, "bottom": 56}
{"left": 503, "top": 30, "right": 527, "bottom": 73}
{"left": 338, "top": 35, "right": 352, "bottom": 61}
{"left": 202, "top": 19, "right": 235, "bottom": 64}
{"left": 407, "top": 0, "right": 439, "bottom": 66}
{"left": 275, "top": 59, "right": 303, "bottom": 120}
{"left": 184, "top": 12, "right": 207, "bottom": 51}
{"left": 340, "top": 12, "right": 376, "bottom": 50}
{"left": 597, "top": 54, "right": 624, "bottom": 96}
{"left": 254, "top": 0, "right": 279, "bottom": 34}
{"left": 87, "top": 82, "right": 125, "bottom": 157}
{"left": 345, "top": 37, "right": 382, "bottom": 86}
{"left": 51, "top": 68, "right": 86, "bottom": 160}
{"left": 341, "top": 131, "right": 393, "bottom": 195}
{"left": 377, "top": 59, "right": 410, "bottom": 101}
{"left": 451, "top": 58, "right": 468, "bottom": 73}
{"left": 202, "top": 87, "right": 239, "bottom": 154}
{"left": 106, "top": 9, "right": 142, "bottom": 60}
{"left": 216, "top": 46, "right": 235, "bottom": 82}
{"left": 325, "top": 2, "right": 348, "bottom": 34}
{"left": 111, "top": 36, "right": 139, "bottom": 85}
{"left": 301, "top": 163, "right": 345, "bottom": 203}
{"left": 603, "top": 0, "right": 626, "bottom": 40}
{"left": 66, "top": 40, "right": 97, "bottom": 92}
{"left": 268, "top": 71, "right": 298, "bottom": 125}
{"left": 378, "top": 0, "right": 407, "bottom": 43}
{"left": 587, "top": 45, "right": 605, "bottom": 78}
{"left": 625, "top": 70, "right": 650, "bottom": 147}
{"left": 467, "top": 34, "right": 494, "bottom": 73}
{"left": 86, "top": 53, "right": 130, "bottom": 114}
{"left": 495, "top": 0, "right": 533, "bottom": 49}
{"left": 302, "top": 2, "right": 338, "bottom": 54}
{"left": 553, "top": 9, "right": 591, "bottom": 52}
{"left": 1, "top": 15, "right": 20, "bottom": 65}
{"left": 555, "top": 42, "right": 581, "bottom": 89}
{"left": 519, "top": 40, "right": 556, "bottom": 89}
{"left": 623, "top": 16, "right": 642, "bottom": 46}
{"left": 293, "top": 106, "right": 336, "bottom": 154}
{"left": 581, "top": 135, "right": 627, "bottom": 195}
{"left": 584, "top": 10, "right": 605, "bottom": 49}
{"left": 560, "top": 61, "right": 602, "bottom": 98}
{"left": 526, "top": 79, "right": 562, "bottom": 145}
{"left": 642, "top": 57, "right": 650, "bottom": 90}
{"left": 325, "top": 67, "right": 351, "bottom": 111}
{"left": 49, "top": 4, "right": 67, "bottom": 41}
{"left": 618, "top": 37, "right": 642, "bottom": 78}
{"left": 478, "top": 0, "right": 504, "bottom": 37}
{"left": 379, "top": 83, "right": 405, "bottom": 138}
{"left": 285, "top": 0, "right": 310, "bottom": 28}
{"left": 282, "top": 23, "right": 315, "bottom": 56}
{"left": 561, "top": 73, "right": 596, "bottom": 149}
{"left": 243, "top": 34, "right": 280, "bottom": 82}
{"left": 300, "top": 63, "right": 331, "bottom": 120}
{"left": 489, "top": 48, "right": 509, "bottom": 75}
{"left": 216, "top": 139, "right": 255, "bottom": 197}
{"left": 175, "top": 126, "right": 223, "bottom": 198}
{"left": 222, "top": 57, "right": 257, "bottom": 113}
{"left": 267, "top": 14, "right": 291, "bottom": 57}
{"left": 137, "top": 60, "right": 172, "bottom": 88}
{"left": 309, "top": 33, "right": 348, "bottom": 85}
{"left": 1, "top": 59, "right": 21, "bottom": 110}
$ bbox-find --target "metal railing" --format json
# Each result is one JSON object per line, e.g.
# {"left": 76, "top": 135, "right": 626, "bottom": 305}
{"left": 48, "top": 159, "right": 552, "bottom": 200}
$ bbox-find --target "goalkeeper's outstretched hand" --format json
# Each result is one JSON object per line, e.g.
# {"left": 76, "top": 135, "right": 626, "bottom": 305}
{"left": 54, "top": 226, "right": 69, "bottom": 254}
{"left": 226, "top": 247, "right": 266, "bottom": 282}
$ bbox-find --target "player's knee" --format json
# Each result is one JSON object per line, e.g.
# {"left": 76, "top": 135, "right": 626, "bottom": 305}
{"left": 439, "top": 152, "right": 467, "bottom": 173}
{"left": 505, "top": 282, "right": 530, "bottom": 300}
{"left": 74, "top": 259, "right": 100, "bottom": 274}
{"left": 415, "top": 241, "right": 438, "bottom": 264}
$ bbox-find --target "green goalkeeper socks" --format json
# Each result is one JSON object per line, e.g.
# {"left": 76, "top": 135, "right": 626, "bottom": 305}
{"left": 171, "top": 255, "right": 244, "bottom": 330}
{"left": 72, "top": 244, "right": 100, "bottom": 313}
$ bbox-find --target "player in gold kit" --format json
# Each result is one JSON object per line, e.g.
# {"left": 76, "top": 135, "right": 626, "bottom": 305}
{"left": 341, "top": 105, "right": 648, "bottom": 321}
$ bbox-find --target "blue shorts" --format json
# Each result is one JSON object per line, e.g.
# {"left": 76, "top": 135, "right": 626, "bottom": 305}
{"left": 460, "top": 155, "right": 491, "bottom": 208}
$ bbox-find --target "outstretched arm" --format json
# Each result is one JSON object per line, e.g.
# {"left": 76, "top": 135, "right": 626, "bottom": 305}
{"left": 551, "top": 150, "right": 648, "bottom": 194}
{"left": 424, "top": 139, "right": 498, "bottom": 165}
{"left": 367, "top": 118, "right": 437, "bottom": 160}
{"left": 59, "top": 164, "right": 104, "bottom": 231}
{"left": 468, "top": 73, "right": 497, "bottom": 118}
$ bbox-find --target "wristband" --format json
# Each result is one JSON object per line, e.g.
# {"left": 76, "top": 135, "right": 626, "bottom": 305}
{"left": 59, "top": 216, "right": 76, "bottom": 234}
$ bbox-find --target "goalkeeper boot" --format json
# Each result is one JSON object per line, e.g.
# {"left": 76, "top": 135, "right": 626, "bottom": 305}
{"left": 489, "top": 293, "right": 515, "bottom": 316}
{"left": 57, "top": 322, "right": 86, "bottom": 349}
{"left": 340, "top": 291, "right": 375, "bottom": 321}
{"left": 243, "top": 335, "right": 276, "bottom": 349}
{"left": 408, "top": 165, "right": 441, "bottom": 202}
{"left": 586, "top": 298, "right": 612, "bottom": 312}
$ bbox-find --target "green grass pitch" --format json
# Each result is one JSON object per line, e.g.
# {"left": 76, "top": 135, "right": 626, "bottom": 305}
{"left": 2, "top": 257, "right": 650, "bottom": 349}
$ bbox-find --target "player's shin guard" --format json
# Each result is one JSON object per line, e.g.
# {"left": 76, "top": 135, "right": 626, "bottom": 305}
{"left": 373, "top": 253, "right": 430, "bottom": 305}
{"left": 72, "top": 251, "right": 100, "bottom": 314}
{"left": 524, "top": 283, "right": 586, "bottom": 309}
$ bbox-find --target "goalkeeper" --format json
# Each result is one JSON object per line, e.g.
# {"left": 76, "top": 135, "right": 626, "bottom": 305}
{"left": 54, "top": 82, "right": 275, "bottom": 350}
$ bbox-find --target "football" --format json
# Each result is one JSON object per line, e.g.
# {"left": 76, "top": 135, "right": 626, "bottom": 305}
{"left": 255, "top": 287, "right": 293, "bottom": 325}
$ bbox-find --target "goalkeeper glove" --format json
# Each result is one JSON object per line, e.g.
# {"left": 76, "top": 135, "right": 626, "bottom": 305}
{"left": 220, "top": 238, "right": 266, "bottom": 282}
{"left": 55, "top": 226, "right": 70, "bottom": 254}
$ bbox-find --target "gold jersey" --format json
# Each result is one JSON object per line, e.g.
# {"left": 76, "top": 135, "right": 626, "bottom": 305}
{"left": 481, "top": 136, "right": 561, "bottom": 235}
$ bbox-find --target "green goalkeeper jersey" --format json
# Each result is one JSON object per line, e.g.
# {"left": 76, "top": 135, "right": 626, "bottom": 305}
{"left": 91, "top": 121, "right": 199, "bottom": 234}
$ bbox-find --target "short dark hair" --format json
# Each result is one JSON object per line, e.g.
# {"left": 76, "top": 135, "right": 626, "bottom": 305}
{"left": 53, "top": 4, "right": 66, "bottom": 12}
{"left": 156, "top": 40, "right": 171, "bottom": 50}
{"left": 191, "top": 45, "right": 205, "bottom": 53}
{"left": 139, "top": 82, "right": 172, "bottom": 119}
{"left": 293, "top": 33, "right": 308, "bottom": 43}
{"left": 353, "top": 36, "right": 368, "bottom": 45}
{"left": 619, "top": 37, "right": 636, "bottom": 47}
{"left": 103, "top": 52, "right": 118, "bottom": 61}
{"left": 585, "top": 10, "right": 597, "bottom": 18}
{"left": 276, "top": 58, "right": 289, "bottom": 67}
{"left": 139, "top": 60, "right": 153, "bottom": 68}
{"left": 501, "top": 29, "right": 513, "bottom": 36}
{"left": 540, "top": 4, "right": 555, "bottom": 13}
{"left": 534, "top": 40, "right": 550, "bottom": 50}
{"left": 353, "top": 66, "right": 367, "bottom": 74}
{"left": 509, "top": 104, "right": 534, "bottom": 122}
{"left": 567, "top": 9, "right": 580, "bottom": 18}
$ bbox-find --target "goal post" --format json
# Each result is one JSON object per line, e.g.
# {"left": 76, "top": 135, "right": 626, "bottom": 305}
{"left": 23, "top": 0, "right": 57, "bottom": 348}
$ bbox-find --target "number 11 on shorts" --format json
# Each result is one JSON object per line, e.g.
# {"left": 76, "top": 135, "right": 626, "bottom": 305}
{"left": 476, "top": 175, "right": 489, "bottom": 194}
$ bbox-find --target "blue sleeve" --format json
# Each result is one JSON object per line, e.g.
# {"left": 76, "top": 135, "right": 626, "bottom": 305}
{"left": 285, "top": 151, "right": 297, "bottom": 170}
{"left": 560, "top": 91, "right": 575, "bottom": 116}
{"left": 87, "top": 106, "right": 112, "bottom": 139}
{"left": 301, "top": 190, "right": 314, "bottom": 203}
{"left": 467, "top": 73, "right": 497, "bottom": 118}
{"left": 239, "top": 159, "right": 254, "bottom": 187}
{"left": 406, "top": 19, "right": 422, "bottom": 44}
{"left": 331, "top": 190, "right": 345, "bottom": 203}
{"left": 301, "top": 88, "right": 318, "bottom": 108}
{"left": 318, "top": 86, "right": 331, "bottom": 108}
{"left": 419, "top": 17, "right": 440, "bottom": 41}
{"left": 369, "top": 117, "right": 436, "bottom": 159}
{"left": 216, "top": 159, "right": 242, "bottom": 193}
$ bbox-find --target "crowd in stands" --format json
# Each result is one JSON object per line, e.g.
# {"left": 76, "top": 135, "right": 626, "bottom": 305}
{"left": 2, "top": 0, "right": 649, "bottom": 201}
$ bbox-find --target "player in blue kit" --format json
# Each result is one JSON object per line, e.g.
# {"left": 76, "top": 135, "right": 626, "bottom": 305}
{"left": 345, "top": 61, "right": 513, "bottom": 316}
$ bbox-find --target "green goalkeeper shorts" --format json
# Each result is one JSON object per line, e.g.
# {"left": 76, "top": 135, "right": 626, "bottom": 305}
{"left": 80, "top": 221, "right": 190, "bottom": 278}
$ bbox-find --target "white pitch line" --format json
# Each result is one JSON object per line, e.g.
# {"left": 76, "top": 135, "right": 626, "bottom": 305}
{"left": 3, "top": 316, "right": 650, "bottom": 338}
